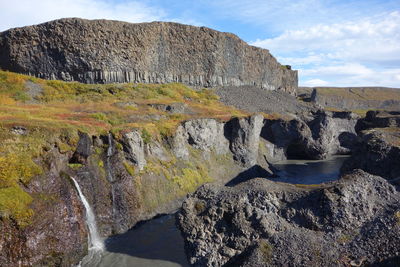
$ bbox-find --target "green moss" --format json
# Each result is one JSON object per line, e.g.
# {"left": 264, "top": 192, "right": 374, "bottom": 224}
{"left": 0, "top": 186, "right": 34, "bottom": 227}
{"left": 13, "top": 91, "right": 31, "bottom": 102}
{"left": 123, "top": 161, "right": 135, "bottom": 176}
{"left": 91, "top": 112, "right": 108, "bottom": 121}
{"left": 94, "top": 147, "right": 103, "bottom": 154}
{"left": 67, "top": 163, "right": 83, "bottom": 169}
{"left": 141, "top": 129, "right": 152, "bottom": 144}
{"left": 194, "top": 201, "right": 206, "bottom": 214}
{"left": 395, "top": 211, "right": 400, "bottom": 225}
{"left": 56, "top": 141, "right": 73, "bottom": 153}
{"left": 0, "top": 153, "right": 43, "bottom": 187}
{"left": 168, "top": 166, "right": 212, "bottom": 193}
{"left": 259, "top": 240, "right": 273, "bottom": 262}
{"left": 98, "top": 160, "right": 104, "bottom": 168}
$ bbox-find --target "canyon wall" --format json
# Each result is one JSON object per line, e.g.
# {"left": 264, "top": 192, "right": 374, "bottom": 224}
{"left": 0, "top": 18, "right": 297, "bottom": 94}
{"left": 0, "top": 111, "right": 358, "bottom": 266}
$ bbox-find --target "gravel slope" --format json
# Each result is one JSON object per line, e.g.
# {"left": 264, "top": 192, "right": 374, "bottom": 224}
{"left": 215, "top": 86, "right": 315, "bottom": 115}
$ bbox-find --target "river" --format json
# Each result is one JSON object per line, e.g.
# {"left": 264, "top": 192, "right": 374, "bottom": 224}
{"left": 81, "top": 155, "right": 349, "bottom": 267}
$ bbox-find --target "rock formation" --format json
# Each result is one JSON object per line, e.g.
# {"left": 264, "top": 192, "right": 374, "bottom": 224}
{"left": 177, "top": 170, "right": 400, "bottom": 266}
{"left": 0, "top": 18, "right": 297, "bottom": 94}
{"left": 342, "top": 111, "right": 400, "bottom": 181}
{"left": 261, "top": 110, "right": 359, "bottom": 161}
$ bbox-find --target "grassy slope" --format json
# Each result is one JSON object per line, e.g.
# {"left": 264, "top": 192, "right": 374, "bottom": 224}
{"left": 313, "top": 87, "right": 400, "bottom": 115}
{"left": 313, "top": 87, "right": 400, "bottom": 101}
{"left": 0, "top": 70, "right": 247, "bottom": 226}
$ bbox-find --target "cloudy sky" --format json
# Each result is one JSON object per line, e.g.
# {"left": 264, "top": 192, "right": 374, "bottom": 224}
{"left": 1, "top": 0, "right": 399, "bottom": 87}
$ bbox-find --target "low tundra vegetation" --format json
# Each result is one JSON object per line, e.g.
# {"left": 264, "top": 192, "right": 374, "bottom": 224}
{"left": 0, "top": 70, "right": 247, "bottom": 225}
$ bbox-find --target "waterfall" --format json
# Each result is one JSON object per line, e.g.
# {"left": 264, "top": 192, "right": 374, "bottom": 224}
{"left": 71, "top": 177, "right": 104, "bottom": 251}
{"left": 107, "top": 133, "right": 113, "bottom": 157}
{"left": 106, "top": 133, "right": 117, "bottom": 220}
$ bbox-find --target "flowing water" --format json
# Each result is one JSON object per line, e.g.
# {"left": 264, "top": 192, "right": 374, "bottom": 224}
{"left": 71, "top": 177, "right": 105, "bottom": 252}
{"left": 79, "top": 156, "right": 348, "bottom": 267}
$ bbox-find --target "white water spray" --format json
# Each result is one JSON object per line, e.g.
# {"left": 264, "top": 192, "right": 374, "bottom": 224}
{"left": 71, "top": 177, "right": 104, "bottom": 251}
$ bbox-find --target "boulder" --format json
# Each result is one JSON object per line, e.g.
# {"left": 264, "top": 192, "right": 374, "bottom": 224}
{"left": 121, "top": 130, "right": 147, "bottom": 171}
{"left": 183, "top": 119, "right": 229, "bottom": 154}
{"left": 226, "top": 114, "right": 264, "bottom": 167}
{"left": 69, "top": 131, "right": 92, "bottom": 164}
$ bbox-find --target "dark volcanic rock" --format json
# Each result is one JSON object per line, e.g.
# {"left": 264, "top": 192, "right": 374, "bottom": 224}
{"left": 355, "top": 110, "right": 400, "bottom": 133}
{"left": 342, "top": 110, "right": 400, "bottom": 181}
{"left": 69, "top": 131, "right": 92, "bottom": 164}
{"left": 261, "top": 110, "right": 359, "bottom": 160}
{"left": 226, "top": 114, "right": 264, "bottom": 167}
{"left": 177, "top": 170, "right": 400, "bottom": 266}
{"left": 0, "top": 18, "right": 297, "bottom": 94}
{"left": 341, "top": 129, "right": 400, "bottom": 181}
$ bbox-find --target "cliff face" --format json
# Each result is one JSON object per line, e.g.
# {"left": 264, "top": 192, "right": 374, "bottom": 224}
{"left": 0, "top": 18, "right": 297, "bottom": 94}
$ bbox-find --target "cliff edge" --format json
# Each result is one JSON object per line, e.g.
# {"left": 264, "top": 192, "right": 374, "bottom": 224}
{"left": 0, "top": 18, "right": 297, "bottom": 94}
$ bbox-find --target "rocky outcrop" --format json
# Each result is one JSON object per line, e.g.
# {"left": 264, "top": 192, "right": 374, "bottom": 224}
{"left": 261, "top": 111, "right": 359, "bottom": 160}
{"left": 183, "top": 119, "right": 229, "bottom": 154}
{"left": 121, "top": 130, "right": 147, "bottom": 171}
{"left": 69, "top": 131, "right": 92, "bottom": 164}
{"left": 0, "top": 18, "right": 297, "bottom": 94}
{"left": 355, "top": 110, "right": 400, "bottom": 133}
{"left": 172, "top": 115, "right": 264, "bottom": 167}
{"left": 341, "top": 129, "right": 400, "bottom": 181}
{"left": 226, "top": 114, "right": 264, "bottom": 167}
{"left": 342, "top": 111, "right": 400, "bottom": 181}
{"left": 177, "top": 170, "right": 400, "bottom": 266}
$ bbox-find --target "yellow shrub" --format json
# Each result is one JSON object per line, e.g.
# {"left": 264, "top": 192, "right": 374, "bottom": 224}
{"left": 169, "top": 167, "right": 212, "bottom": 193}
{"left": 0, "top": 96, "right": 16, "bottom": 105}
{"left": 0, "top": 186, "right": 34, "bottom": 227}
{"left": 0, "top": 153, "right": 42, "bottom": 187}
{"left": 123, "top": 161, "right": 136, "bottom": 176}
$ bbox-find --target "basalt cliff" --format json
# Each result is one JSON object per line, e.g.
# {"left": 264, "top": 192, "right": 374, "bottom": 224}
{"left": 0, "top": 18, "right": 399, "bottom": 267}
{"left": 0, "top": 18, "right": 297, "bottom": 94}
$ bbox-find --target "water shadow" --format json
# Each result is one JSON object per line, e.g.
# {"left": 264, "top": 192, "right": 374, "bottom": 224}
{"left": 225, "top": 165, "right": 275, "bottom": 187}
{"left": 100, "top": 214, "right": 189, "bottom": 267}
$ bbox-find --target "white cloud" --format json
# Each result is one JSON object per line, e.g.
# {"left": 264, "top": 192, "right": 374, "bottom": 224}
{"left": 300, "top": 63, "right": 374, "bottom": 77}
{"left": 302, "top": 79, "right": 329, "bottom": 87}
{"left": 298, "top": 65, "right": 400, "bottom": 87}
{"left": 203, "top": 0, "right": 399, "bottom": 33}
{"left": 251, "top": 12, "right": 400, "bottom": 65}
{"left": 251, "top": 11, "right": 400, "bottom": 87}
{"left": 0, "top": 0, "right": 166, "bottom": 31}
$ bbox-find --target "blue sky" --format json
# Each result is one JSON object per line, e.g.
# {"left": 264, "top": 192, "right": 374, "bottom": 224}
{"left": 1, "top": 0, "right": 399, "bottom": 87}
